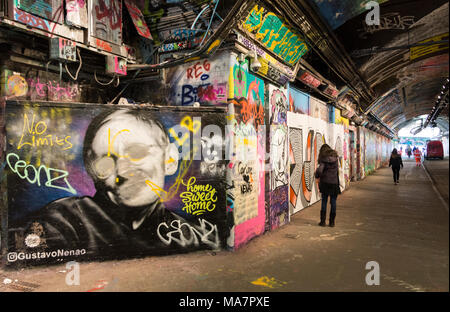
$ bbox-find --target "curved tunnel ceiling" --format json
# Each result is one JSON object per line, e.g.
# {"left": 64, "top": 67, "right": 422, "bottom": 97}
{"left": 310, "top": 0, "right": 449, "bottom": 133}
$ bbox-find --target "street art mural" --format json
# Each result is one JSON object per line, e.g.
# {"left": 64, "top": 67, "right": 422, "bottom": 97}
{"left": 227, "top": 55, "right": 265, "bottom": 248}
{"left": 289, "top": 87, "right": 309, "bottom": 115}
{"left": 2, "top": 101, "right": 230, "bottom": 265}
{"left": 91, "top": 0, "right": 123, "bottom": 44}
{"left": 267, "top": 84, "right": 289, "bottom": 230}
{"left": 358, "top": 126, "right": 366, "bottom": 180}
{"left": 66, "top": 0, "right": 88, "bottom": 28}
{"left": 343, "top": 125, "right": 351, "bottom": 186}
{"left": 240, "top": 3, "right": 309, "bottom": 66}
{"left": 309, "top": 96, "right": 329, "bottom": 122}
{"left": 15, "top": 0, "right": 64, "bottom": 23}
{"left": 1, "top": 69, "right": 81, "bottom": 102}
{"left": 287, "top": 110, "right": 329, "bottom": 214}
{"left": 166, "top": 52, "right": 229, "bottom": 106}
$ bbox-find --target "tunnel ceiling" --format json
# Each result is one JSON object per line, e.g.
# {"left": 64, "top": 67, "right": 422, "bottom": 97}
{"left": 310, "top": 0, "right": 449, "bottom": 131}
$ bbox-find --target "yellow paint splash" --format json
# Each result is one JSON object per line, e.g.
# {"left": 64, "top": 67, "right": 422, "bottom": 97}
{"left": 251, "top": 276, "right": 287, "bottom": 288}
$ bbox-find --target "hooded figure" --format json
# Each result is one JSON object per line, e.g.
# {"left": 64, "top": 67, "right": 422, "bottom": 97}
{"left": 315, "top": 144, "right": 341, "bottom": 227}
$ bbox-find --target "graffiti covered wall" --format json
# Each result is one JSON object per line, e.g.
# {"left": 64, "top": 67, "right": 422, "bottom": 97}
{"left": 288, "top": 110, "right": 329, "bottom": 214}
{"left": 240, "top": 3, "right": 309, "bottom": 66}
{"left": 2, "top": 101, "right": 230, "bottom": 265}
{"left": 289, "top": 87, "right": 309, "bottom": 115}
{"left": 266, "top": 84, "right": 289, "bottom": 230}
{"left": 165, "top": 51, "right": 229, "bottom": 106}
{"left": 1, "top": 68, "right": 81, "bottom": 102}
{"left": 227, "top": 54, "right": 266, "bottom": 249}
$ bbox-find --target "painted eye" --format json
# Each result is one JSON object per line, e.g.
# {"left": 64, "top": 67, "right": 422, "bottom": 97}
{"left": 124, "top": 144, "right": 149, "bottom": 160}
{"left": 93, "top": 156, "right": 115, "bottom": 179}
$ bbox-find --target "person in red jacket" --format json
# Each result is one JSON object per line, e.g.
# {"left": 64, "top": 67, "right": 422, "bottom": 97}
{"left": 414, "top": 148, "right": 422, "bottom": 167}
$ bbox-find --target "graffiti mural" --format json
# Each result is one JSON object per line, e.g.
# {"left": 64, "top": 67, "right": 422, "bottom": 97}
{"left": 289, "top": 87, "right": 309, "bottom": 114}
{"left": 288, "top": 112, "right": 327, "bottom": 214}
{"left": 66, "top": 0, "right": 88, "bottom": 28}
{"left": 267, "top": 84, "right": 289, "bottom": 230}
{"left": 166, "top": 52, "right": 228, "bottom": 106}
{"left": 240, "top": 3, "right": 309, "bottom": 65}
{"left": 227, "top": 54, "right": 265, "bottom": 249}
{"left": 3, "top": 101, "right": 230, "bottom": 265}
{"left": 1, "top": 69, "right": 80, "bottom": 102}
{"left": 309, "top": 96, "right": 329, "bottom": 122}
{"left": 91, "top": 0, "right": 122, "bottom": 44}
{"left": 15, "top": 0, "right": 64, "bottom": 23}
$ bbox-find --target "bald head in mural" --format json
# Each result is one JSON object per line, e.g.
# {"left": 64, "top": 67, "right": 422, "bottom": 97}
{"left": 10, "top": 109, "right": 218, "bottom": 263}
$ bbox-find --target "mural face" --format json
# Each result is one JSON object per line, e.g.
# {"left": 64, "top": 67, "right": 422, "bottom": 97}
{"left": 3, "top": 101, "right": 230, "bottom": 265}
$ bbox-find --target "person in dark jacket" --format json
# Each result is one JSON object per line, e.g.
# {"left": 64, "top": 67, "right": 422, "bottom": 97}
{"left": 315, "top": 144, "right": 341, "bottom": 227}
{"left": 389, "top": 148, "right": 404, "bottom": 185}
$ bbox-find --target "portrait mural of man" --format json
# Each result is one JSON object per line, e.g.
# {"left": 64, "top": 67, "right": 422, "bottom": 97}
{"left": 4, "top": 102, "right": 229, "bottom": 265}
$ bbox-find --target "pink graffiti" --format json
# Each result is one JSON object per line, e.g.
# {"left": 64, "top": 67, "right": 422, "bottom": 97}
{"left": 197, "top": 84, "right": 225, "bottom": 102}
{"left": 67, "top": 0, "right": 86, "bottom": 13}
{"left": 95, "top": 0, "right": 122, "bottom": 30}
{"left": 27, "top": 78, "right": 79, "bottom": 101}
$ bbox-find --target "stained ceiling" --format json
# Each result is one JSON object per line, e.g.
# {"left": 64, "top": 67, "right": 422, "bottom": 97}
{"left": 310, "top": 0, "right": 449, "bottom": 134}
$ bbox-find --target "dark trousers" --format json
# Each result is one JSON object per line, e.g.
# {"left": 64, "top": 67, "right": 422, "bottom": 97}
{"left": 321, "top": 193, "right": 337, "bottom": 215}
{"left": 392, "top": 167, "right": 400, "bottom": 182}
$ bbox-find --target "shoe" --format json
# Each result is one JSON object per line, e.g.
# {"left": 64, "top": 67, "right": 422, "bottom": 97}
{"left": 329, "top": 213, "right": 336, "bottom": 227}
{"left": 319, "top": 211, "right": 326, "bottom": 226}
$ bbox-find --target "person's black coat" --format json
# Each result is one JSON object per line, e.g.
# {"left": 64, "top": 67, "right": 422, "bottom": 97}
{"left": 389, "top": 155, "right": 403, "bottom": 169}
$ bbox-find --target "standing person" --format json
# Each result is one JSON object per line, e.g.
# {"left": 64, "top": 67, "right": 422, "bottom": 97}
{"left": 406, "top": 146, "right": 412, "bottom": 159}
{"left": 315, "top": 144, "right": 341, "bottom": 227}
{"left": 414, "top": 147, "right": 422, "bottom": 167}
{"left": 389, "top": 148, "right": 404, "bottom": 185}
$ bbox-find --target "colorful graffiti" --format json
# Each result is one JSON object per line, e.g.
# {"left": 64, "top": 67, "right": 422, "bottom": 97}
{"left": 2, "top": 70, "right": 80, "bottom": 102}
{"left": 3, "top": 101, "right": 229, "bottom": 265}
{"left": 241, "top": 4, "right": 309, "bottom": 65}
{"left": 124, "top": 0, "right": 152, "bottom": 39}
{"left": 267, "top": 85, "right": 289, "bottom": 230}
{"left": 289, "top": 87, "right": 309, "bottom": 115}
{"left": 287, "top": 107, "right": 342, "bottom": 214}
{"left": 66, "top": 0, "right": 88, "bottom": 28}
{"left": 92, "top": 0, "right": 122, "bottom": 44}
{"left": 167, "top": 52, "right": 228, "bottom": 106}
{"left": 15, "top": 0, "right": 64, "bottom": 22}
{"left": 227, "top": 55, "right": 265, "bottom": 248}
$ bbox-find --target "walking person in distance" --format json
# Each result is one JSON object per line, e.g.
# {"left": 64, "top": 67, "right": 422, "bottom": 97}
{"left": 389, "top": 148, "right": 404, "bottom": 185}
